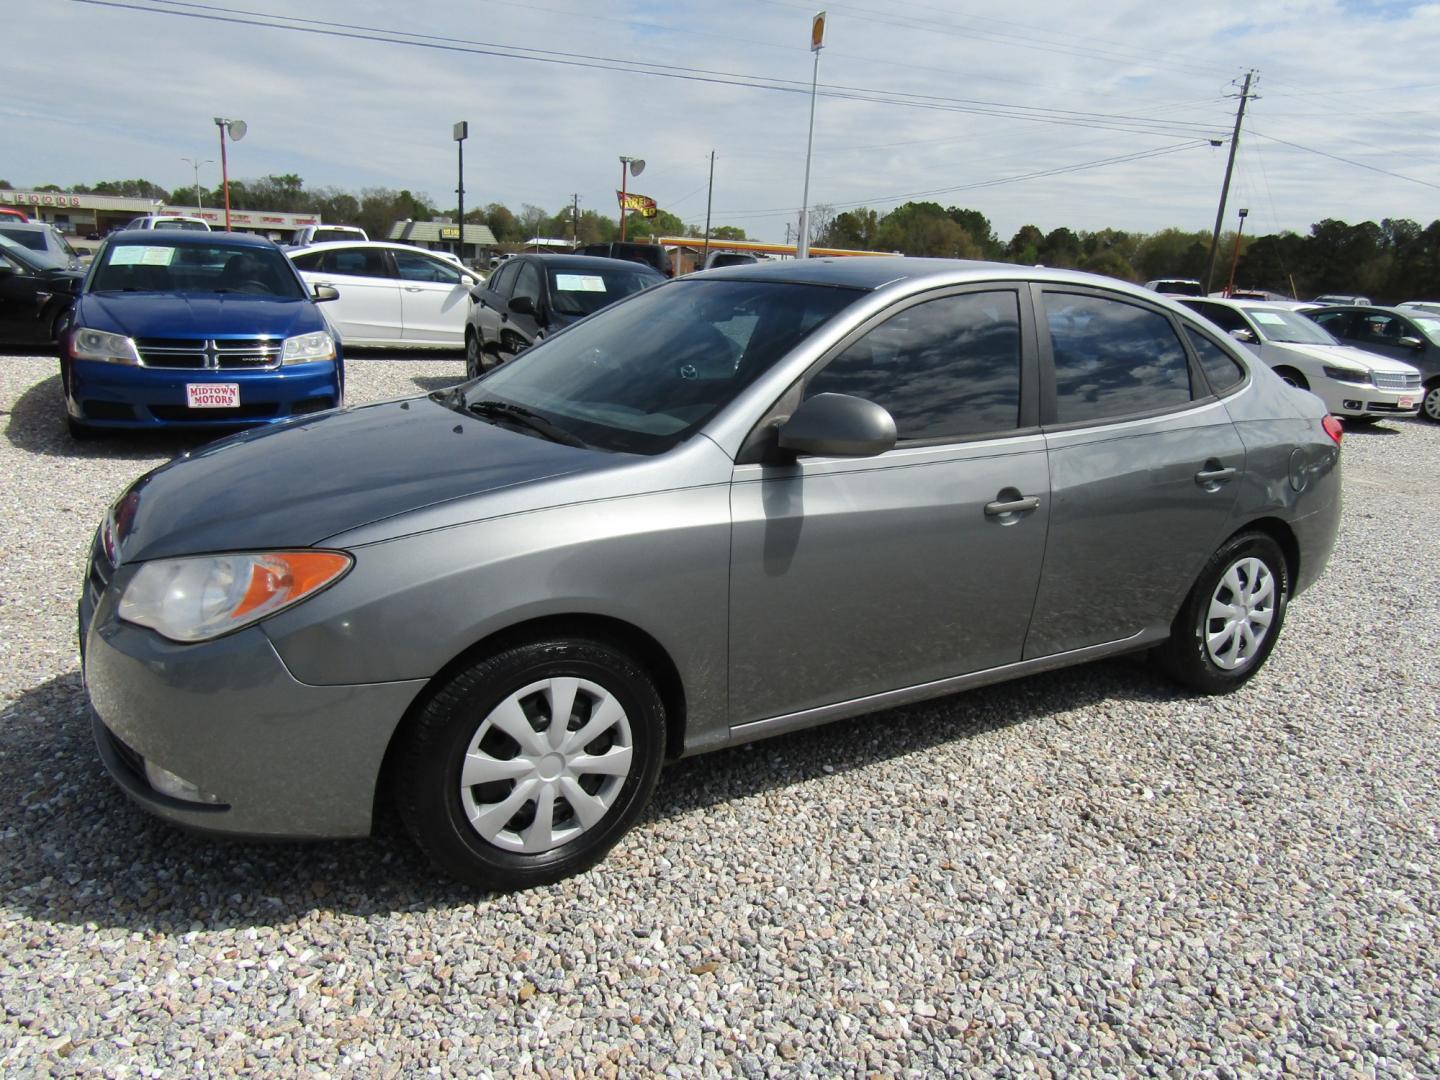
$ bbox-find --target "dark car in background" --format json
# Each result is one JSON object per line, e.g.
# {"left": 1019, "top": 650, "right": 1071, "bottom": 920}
{"left": 61, "top": 231, "right": 344, "bottom": 438}
{"left": 465, "top": 253, "right": 662, "bottom": 376}
{"left": 574, "top": 240, "right": 673, "bottom": 278}
{"left": 0, "top": 233, "right": 83, "bottom": 343}
{"left": 1306, "top": 304, "right": 1440, "bottom": 421}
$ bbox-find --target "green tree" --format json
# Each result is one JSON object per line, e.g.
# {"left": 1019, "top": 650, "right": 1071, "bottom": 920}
{"left": 708, "top": 225, "right": 747, "bottom": 241}
{"left": 1038, "top": 227, "right": 1082, "bottom": 268}
{"left": 821, "top": 208, "right": 881, "bottom": 249}
{"left": 1005, "top": 224, "right": 1044, "bottom": 264}
{"left": 945, "top": 207, "right": 999, "bottom": 257}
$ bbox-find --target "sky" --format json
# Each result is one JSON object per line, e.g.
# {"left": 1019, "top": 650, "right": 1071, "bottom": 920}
{"left": 5, "top": 0, "right": 1439, "bottom": 245}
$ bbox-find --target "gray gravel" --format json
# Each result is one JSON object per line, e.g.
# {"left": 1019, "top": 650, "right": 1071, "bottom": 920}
{"left": 2, "top": 350, "right": 1438, "bottom": 1077}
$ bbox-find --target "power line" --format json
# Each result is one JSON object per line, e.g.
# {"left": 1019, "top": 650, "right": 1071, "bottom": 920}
{"left": 1247, "top": 129, "right": 1440, "bottom": 192}
{"left": 67, "top": 0, "right": 1228, "bottom": 142}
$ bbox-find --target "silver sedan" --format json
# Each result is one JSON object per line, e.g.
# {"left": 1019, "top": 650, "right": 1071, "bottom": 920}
{"left": 80, "top": 258, "right": 1342, "bottom": 889}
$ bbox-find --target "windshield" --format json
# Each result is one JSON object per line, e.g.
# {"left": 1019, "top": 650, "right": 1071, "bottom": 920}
{"left": 0, "top": 226, "right": 44, "bottom": 251}
{"left": 312, "top": 228, "right": 363, "bottom": 242}
{"left": 455, "top": 279, "right": 861, "bottom": 454}
{"left": 91, "top": 241, "right": 307, "bottom": 298}
{"left": 547, "top": 265, "right": 658, "bottom": 317}
{"left": 0, "top": 232, "right": 50, "bottom": 271}
{"left": 1411, "top": 316, "right": 1440, "bottom": 343}
{"left": 1241, "top": 307, "right": 1339, "bottom": 345}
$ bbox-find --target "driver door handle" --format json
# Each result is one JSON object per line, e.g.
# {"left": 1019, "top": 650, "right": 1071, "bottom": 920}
{"left": 404, "top": 286, "right": 424, "bottom": 292}
{"left": 1195, "top": 465, "right": 1237, "bottom": 486}
{"left": 984, "top": 495, "right": 1040, "bottom": 516}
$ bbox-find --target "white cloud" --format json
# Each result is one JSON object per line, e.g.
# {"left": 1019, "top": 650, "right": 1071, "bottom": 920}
{"left": 7, "top": 0, "right": 1439, "bottom": 242}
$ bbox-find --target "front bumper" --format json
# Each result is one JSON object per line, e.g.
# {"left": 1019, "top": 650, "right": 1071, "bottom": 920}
{"left": 1318, "top": 380, "right": 1422, "bottom": 418}
{"left": 67, "top": 357, "right": 342, "bottom": 429}
{"left": 81, "top": 556, "right": 425, "bottom": 838}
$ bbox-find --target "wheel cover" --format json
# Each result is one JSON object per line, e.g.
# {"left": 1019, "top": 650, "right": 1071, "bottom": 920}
{"left": 458, "top": 677, "right": 634, "bottom": 854}
{"left": 465, "top": 333, "right": 480, "bottom": 377}
{"left": 1205, "top": 556, "right": 1277, "bottom": 671}
{"left": 1424, "top": 384, "right": 1440, "bottom": 422}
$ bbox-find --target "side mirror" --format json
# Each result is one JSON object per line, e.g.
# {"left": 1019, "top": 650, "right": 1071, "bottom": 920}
{"left": 1229, "top": 328, "right": 1257, "bottom": 344}
{"left": 508, "top": 294, "right": 537, "bottom": 317}
{"left": 312, "top": 284, "right": 339, "bottom": 303}
{"left": 1398, "top": 335, "right": 1424, "bottom": 350}
{"left": 778, "top": 393, "right": 897, "bottom": 458}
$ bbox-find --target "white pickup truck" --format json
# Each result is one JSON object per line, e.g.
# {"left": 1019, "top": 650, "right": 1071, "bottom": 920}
{"left": 290, "top": 224, "right": 368, "bottom": 246}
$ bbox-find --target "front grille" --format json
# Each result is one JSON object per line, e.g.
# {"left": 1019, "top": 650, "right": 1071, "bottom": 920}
{"left": 1373, "top": 370, "right": 1422, "bottom": 390}
{"left": 134, "top": 337, "right": 283, "bottom": 371}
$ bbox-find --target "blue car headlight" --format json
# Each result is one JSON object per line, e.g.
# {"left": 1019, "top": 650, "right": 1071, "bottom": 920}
{"left": 72, "top": 328, "right": 141, "bottom": 365}
{"left": 282, "top": 331, "right": 336, "bottom": 365}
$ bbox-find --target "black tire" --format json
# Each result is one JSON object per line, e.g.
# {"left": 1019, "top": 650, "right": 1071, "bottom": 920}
{"left": 1422, "top": 380, "right": 1440, "bottom": 424}
{"left": 395, "top": 637, "right": 665, "bottom": 891}
{"left": 66, "top": 415, "right": 96, "bottom": 441}
{"left": 1156, "top": 531, "right": 1290, "bottom": 694}
{"left": 1273, "top": 366, "right": 1309, "bottom": 391}
{"left": 464, "top": 329, "right": 483, "bottom": 380}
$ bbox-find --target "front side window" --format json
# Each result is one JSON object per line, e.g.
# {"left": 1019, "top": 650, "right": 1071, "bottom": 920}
{"left": 513, "top": 262, "right": 542, "bottom": 304}
{"left": 488, "top": 261, "right": 519, "bottom": 298}
{"left": 454, "top": 280, "right": 860, "bottom": 454}
{"left": 804, "top": 290, "right": 1022, "bottom": 440}
{"left": 1046, "top": 293, "right": 1192, "bottom": 423}
{"left": 1309, "top": 310, "right": 1354, "bottom": 337}
{"left": 1181, "top": 300, "right": 1249, "bottom": 336}
{"left": 1185, "top": 326, "right": 1246, "bottom": 394}
{"left": 394, "top": 251, "right": 462, "bottom": 284}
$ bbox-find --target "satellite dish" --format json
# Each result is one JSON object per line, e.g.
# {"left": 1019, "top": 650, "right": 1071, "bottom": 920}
{"left": 228, "top": 120, "right": 248, "bottom": 142}
{"left": 629, "top": 159, "right": 645, "bottom": 177}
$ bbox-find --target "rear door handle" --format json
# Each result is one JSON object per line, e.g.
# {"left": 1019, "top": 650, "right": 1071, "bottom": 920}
{"left": 984, "top": 495, "right": 1040, "bottom": 516}
{"left": 404, "top": 286, "right": 424, "bottom": 292}
{"left": 1195, "top": 466, "right": 1237, "bottom": 486}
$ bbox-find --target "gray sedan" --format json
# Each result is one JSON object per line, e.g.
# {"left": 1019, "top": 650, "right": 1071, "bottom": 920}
{"left": 80, "top": 259, "right": 1342, "bottom": 889}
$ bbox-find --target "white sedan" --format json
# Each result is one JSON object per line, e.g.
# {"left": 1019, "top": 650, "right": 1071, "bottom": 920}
{"left": 288, "top": 242, "right": 476, "bottom": 348}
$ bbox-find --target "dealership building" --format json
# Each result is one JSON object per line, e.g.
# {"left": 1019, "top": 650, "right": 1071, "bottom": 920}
{"left": 0, "top": 188, "right": 322, "bottom": 238}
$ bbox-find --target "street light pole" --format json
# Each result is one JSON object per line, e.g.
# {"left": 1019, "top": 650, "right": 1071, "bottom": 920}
{"left": 213, "top": 117, "right": 246, "bottom": 231}
{"left": 454, "top": 121, "right": 469, "bottom": 263}
{"left": 181, "top": 157, "right": 213, "bottom": 210}
{"left": 618, "top": 156, "right": 633, "bottom": 242}
{"left": 703, "top": 150, "right": 715, "bottom": 266}
{"left": 797, "top": 11, "right": 826, "bottom": 259}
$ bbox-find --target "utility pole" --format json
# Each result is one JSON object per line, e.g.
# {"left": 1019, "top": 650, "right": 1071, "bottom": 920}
{"left": 703, "top": 150, "right": 716, "bottom": 265}
{"left": 1203, "top": 70, "right": 1257, "bottom": 294}
{"left": 571, "top": 193, "right": 580, "bottom": 247}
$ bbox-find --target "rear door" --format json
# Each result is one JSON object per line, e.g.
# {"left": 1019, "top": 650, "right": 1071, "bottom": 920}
{"left": 728, "top": 284, "right": 1050, "bottom": 724}
{"left": 1025, "top": 287, "right": 1246, "bottom": 658}
{"left": 393, "top": 250, "right": 471, "bottom": 345}
{"left": 0, "top": 248, "right": 48, "bottom": 341}
{"left": 293, "top": 246, "right": 402, "bottom": 344}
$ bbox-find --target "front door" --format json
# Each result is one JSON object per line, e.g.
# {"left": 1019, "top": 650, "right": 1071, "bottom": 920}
{"left": 393, "top": 250, "right": 470, "bottom": 345}
{"left": 728, "top": 287, "right": 1050, "bottom": 725}
{"left": 295, "top": 246, "right": 402, "bottom": 343}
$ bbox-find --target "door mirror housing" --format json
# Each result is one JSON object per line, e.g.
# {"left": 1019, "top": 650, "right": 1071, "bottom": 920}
{"left": 508, "top": 294, "right": 537, "bottom": 317}
{"left": 1229, "top": 328, "right": 1257, "bottom": 344}
{"left": 461, "top": 274, "right": 476, "bottom": 288}
{"left": 1398, "top": 335, "right": 1424, "bottom": 350}
{"left": 778, "top": 393, "right": 897, "bottom": 458}
{"left": 312, "top": 284, "right": 340, "bottom": 303}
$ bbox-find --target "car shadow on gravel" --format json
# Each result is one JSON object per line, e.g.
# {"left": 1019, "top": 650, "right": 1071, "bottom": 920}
{"left": 411, "top": 375, "right": 466, "bottom": 393}
{"left": 0, "top": 654, "right": 1182, "bottom": 930}
{"left": 3, "top": 374, "right": 220, "bottom": 461}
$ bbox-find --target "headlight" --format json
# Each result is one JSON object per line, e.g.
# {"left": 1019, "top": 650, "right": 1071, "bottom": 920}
{"left": 117, "top": 551, "right": 352, "bottom": 642}
{"left": 1322, "top": 365, "right": 1372, "bottom": 385}
{"left": 282, "top": 331, "right": 336, "bottom": 365}
{"left": 71, "top": 327, "right": 140, "bottom": 365}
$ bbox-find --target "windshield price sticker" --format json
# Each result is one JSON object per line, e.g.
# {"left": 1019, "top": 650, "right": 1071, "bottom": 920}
{"left": 555, "top": 274, "right": 607, "bottom": 293}
{"left": 1251, "top": 312, "right": 1288, "bottom": 326}
{"left": 110, "top": 245, "right": 177, "bottom": 267}
{"left": 186, "top": 383, "right": 240, "bottom": 409}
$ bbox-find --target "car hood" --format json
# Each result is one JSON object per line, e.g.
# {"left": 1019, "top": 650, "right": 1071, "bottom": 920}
{"left": 76, "top": 293, "right": 324, "bottom": 340}
{"left": 1271, "top": 340, "right": 1420, "bottom": 374}
{"left": 109, "top": 395, "right": 607, "bottom": 563}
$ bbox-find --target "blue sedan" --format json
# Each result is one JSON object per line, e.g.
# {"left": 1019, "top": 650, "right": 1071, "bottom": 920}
{"left": 61, "top": 231, "right": 344, "bottom": 437}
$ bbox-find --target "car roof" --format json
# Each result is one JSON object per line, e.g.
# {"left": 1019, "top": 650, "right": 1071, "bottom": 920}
{"left": 0, "top": 221, "right": 55, "bottom": 231}
{"left": 1307, "top": 304, "right": 1422, "bottom": 315}
{"left": 697, "top": 256, "right": 1167, "bottom": 298}
{"left": 529, "top": 253, "right": 664, "bottom": 274}
{"left": 109, "top": 229, "right": 273, "bottom": 247}
{"left": 289, "top": 240, "right": 452, "bottom": 254}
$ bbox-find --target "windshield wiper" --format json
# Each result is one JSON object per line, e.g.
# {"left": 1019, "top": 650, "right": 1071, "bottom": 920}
{"left": 467, "top": 399, "right": 587, "bottom": 447}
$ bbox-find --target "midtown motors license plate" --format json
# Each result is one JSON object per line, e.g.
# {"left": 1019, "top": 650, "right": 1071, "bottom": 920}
{"left": 1399, "top": 397, "right": 1414, "bottom": 409}
{"left": 186, "top": 383, "right": 240, "bottom": 408}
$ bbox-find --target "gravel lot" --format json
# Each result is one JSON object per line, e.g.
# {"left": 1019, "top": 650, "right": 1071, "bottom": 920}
{"left": 2, "top": 350, "right": 1438, "bottom": 1077}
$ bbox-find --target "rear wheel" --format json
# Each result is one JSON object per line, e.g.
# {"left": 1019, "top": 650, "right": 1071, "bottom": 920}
{"left": 1156, "top": 531, "right": 1289, "bottom": 693}
{"left": 395, "top": 637, "right": 665, "bottom": 890}
{"left": 464, "top": 329, "right": 483, "bottom": 380}
{"left": 1273, "top": 366, "right": 1309, "bottom": 391}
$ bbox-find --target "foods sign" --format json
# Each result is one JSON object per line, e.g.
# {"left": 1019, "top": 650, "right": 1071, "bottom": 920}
{"left": 2, "top": 191, "right": 83, "bottom": 207}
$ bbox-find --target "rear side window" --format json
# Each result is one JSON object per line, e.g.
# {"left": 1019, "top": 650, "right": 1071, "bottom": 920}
{"left": 1185, "top": 327, "right": 1246, "bottom": 394}
{"left": 489, "top": 261, "right": 520, "bottom": 298}
{"left": 805, "top": 290, "right": 1022, "bottom": 441}
{"left": 1045, "top": 293, "right": 1192, "bottom": 423}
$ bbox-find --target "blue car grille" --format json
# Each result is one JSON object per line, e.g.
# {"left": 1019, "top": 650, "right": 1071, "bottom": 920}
{"left": 134, "top": 338, "right": 283, "bottom": 370}
{"left": 1372, "top": 370, "right": 1421, "bottom": 391}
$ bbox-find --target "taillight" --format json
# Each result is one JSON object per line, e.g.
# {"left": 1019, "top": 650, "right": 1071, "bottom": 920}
{"left": 1322, "top": 415, "right": 1344, "bottom": 446}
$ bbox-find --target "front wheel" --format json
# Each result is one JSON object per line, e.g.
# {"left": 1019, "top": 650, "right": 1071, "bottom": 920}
{"left": 1422, "top": 380, "right": 1440, "bottom": 423}
{"left": 464, "top": 329, "right": 484, "bottom": 380}
{"left": 395, "top": 638, "right": 666, "bottom": 890}
{"left": 1156, "top": 531, "right": 1290, "bottom": 693}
